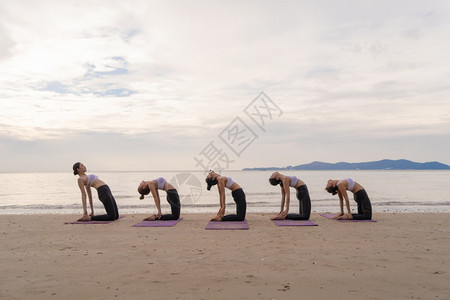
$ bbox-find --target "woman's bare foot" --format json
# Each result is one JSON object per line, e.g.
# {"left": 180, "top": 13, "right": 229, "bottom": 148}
{"left": 271, "top": 213, "right": 285, "bottom": 220}
{"left": 144, "top": 214, "right": 157, "bottom": 221}
{"left": 77, "top": 215, "right": 91, "bottom": 221}
{"left": 332, "top": 213, "right": 344, "bottom": 219}
{"left": 210, "top": 215, "right": 222, "bottom": 222}
{"left": 337, "top": 213, "right": 353, "bottom": 220}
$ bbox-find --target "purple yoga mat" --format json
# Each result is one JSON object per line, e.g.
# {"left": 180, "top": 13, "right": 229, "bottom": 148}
{"left": 205, "top": 220, "right": 249, "bottom": 230}
{"left": 320, "top": 214, "right": 376, "bottom": 222}
{"left": 132, "top": 218, "right": 183, "bottom": 227}
{"left": 70, "top": 215, "right": 125, "bottom": 224}
{"left": 273, "top": 219, "right": 318, "bottom": 226}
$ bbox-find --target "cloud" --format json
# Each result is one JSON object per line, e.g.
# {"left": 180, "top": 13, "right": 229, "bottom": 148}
{"left": 1, "top": 0, "right": 450, "bottom": 171}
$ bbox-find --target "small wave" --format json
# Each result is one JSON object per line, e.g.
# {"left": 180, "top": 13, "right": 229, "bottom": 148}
{"left": 373, "top": 201, "right": 450, "bottom": 206}
{"left": 0, "top": 204, "right": 80, "bottom": 210}
{"left": 244, "top": 192, "right": 279, "bottom": 196}
{"left": 1, "top": 199, "right": 450, "bottom": 215}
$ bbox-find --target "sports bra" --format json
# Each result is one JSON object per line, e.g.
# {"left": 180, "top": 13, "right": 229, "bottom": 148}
{"left": 338, "top": 178, "right": 355, "bottom": 191}
{"left": 287, "top": 176, "right": 299, "bottom": 188}
{"left": 86, "top": 174, "right": 98, "bottom": 187}
{"left": 225, "top": 177, "right": 234, "bottom": 189}
{"left": 155, "top": 177, "right": 167, "bottom": 190}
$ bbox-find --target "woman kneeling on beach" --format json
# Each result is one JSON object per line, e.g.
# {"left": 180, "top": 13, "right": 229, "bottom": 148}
{"left": 325, "top": 178, "right": 372, "bottom": 220}
{"left": 206, "top": 171, "right": 246, "bottom": 222}
{"left": 73, "top": 162, "right": 119, "bottom": 222}
{"left": 269, "top": 172, "right": 311, "bottom": 220}
{"left": 138, "top": 178, "right": 181, "bottom": 221}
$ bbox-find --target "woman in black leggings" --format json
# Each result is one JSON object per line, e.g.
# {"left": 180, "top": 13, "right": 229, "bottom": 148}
{"left": 325, "top": 178, "right": 372, "bottom": 220}
{"left": 269, "top": 172, "right": 311, "bottom": 220}
{"left": 206, "top": 171, "right": 246, "bottom": 222}
{"left": 138, "top": 177, "right": 181, "bottom": 221}
{"left": 72, "top": 162, "right": 119, "bottom": 222}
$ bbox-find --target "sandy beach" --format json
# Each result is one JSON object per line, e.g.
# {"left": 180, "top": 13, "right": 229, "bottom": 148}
{"left": 1, "top": 213, "right": 449, "bottom": 299}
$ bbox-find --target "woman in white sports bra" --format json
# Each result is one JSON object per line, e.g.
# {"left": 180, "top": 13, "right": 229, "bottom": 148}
{"left": 269, "top": 172, "right": 311, "bottom": 220}
{"left": 205, "top": 171, "right": 246, "bottom": 222}
{"left": 137, "top": 177, "right": 181, "bottom": 221}
{"left": 72, "top": 162, "right": 119, "bottom": 222}
{"left": 325, "top": 178, "right": 372, "bottom": 220}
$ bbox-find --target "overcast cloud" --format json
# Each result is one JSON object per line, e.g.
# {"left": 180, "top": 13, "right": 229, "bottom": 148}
{"left": 1, "top": 0, "right": 449, "bottom": 172}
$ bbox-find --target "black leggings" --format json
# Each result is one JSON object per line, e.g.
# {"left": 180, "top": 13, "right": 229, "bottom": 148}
{"left": 286, "top": 185, "right": 311, "bottom": 220}
{"left": 159, "top": 189, "right": 181, "bottom": 220}
{"left": 352, "top": 189, "right": 372, "bottom": 220}
{"left": 222, "top": 188, "right": 246, "bottom": 221}
{"left": 91, "top": 185, "right": 119, "bottom": 221}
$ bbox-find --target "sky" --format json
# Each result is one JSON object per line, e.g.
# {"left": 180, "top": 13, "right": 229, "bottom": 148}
{"left": 1, "top": 0, "right": 449, "bottom": 172}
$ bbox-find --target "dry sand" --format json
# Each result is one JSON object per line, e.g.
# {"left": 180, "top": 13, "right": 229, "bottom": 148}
{"left": 1, "top": 213, "right": 449, "bottom": 299}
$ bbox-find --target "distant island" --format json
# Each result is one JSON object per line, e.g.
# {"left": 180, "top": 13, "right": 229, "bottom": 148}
{"left": 243, "top": 159, "right": 450, "bottom": 171}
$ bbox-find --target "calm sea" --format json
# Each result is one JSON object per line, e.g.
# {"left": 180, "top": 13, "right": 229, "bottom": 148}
{"left": 0, "top": 170, "right": 449, "bottom": 215}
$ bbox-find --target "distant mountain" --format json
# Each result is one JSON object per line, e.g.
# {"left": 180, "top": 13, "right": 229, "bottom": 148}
{"left": 243, "top": 159, "right": 450, "bottom": 171}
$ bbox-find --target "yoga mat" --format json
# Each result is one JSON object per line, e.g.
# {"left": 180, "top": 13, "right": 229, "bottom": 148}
{"left": 320, "top": 214, "right": 376, "bottom": 222}
{"left": 132, "top": 218, "right": 183, "bottom": 227}
{"left": 69, "top": 215, "right": 125, "bottom": 224}
{"left": 205, "top": 220, "right": 249, "bottom": 230}
{"left": 273, "top": 219, "right": 318, "bottom": 226}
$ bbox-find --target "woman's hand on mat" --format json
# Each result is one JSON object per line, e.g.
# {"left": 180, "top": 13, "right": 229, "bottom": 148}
{"left": 89, "top": 211, "right": 94, "bottom": 216}
{"left": 211, "top": 210, "right": 224, "bottom": 221}
{"left": 77, "top": 215, "right": 91, "bottom": 222}
{"left": 210, "top": 215, "right": 222, "bottom": 222}
{"left": 270, "top": 213, "right": 280, "bottom": 220}
{"left": 337, "top": 213, "right": 353, "bottom": 220}
{"left": 332, "top": 212, "right": 344, "bottom": 219}
{"left": 144, "top": 214, "right": 157, "bottom": 221}
{"left": 155, "top": 213, "right": 162, "bottom": 220}
{"left": 271, "top": 211, "right": 286, "bottom": 220}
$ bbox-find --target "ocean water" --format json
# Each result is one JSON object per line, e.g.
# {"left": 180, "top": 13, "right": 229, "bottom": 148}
{"left": 0, "top": 170, "right": 449, "bottom": 215}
